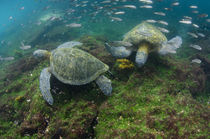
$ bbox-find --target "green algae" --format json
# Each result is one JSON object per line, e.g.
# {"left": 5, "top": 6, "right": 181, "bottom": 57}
{"left": 0, "top": 36, "right": 209, "bottom": 138}
{"left": 95, "top": 65, "right": 209, "bottom": 138}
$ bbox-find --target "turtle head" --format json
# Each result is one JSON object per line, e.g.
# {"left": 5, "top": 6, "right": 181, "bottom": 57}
{"left": 135, "top": 43, "right": 149, "bottom": 68}
{"left": 33, "top": 49, "right": 51, "bottom": 59}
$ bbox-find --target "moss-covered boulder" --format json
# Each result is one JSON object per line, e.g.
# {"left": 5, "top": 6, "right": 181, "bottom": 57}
{"left": 0, "top": 35, "right": 209, "bottom": 138}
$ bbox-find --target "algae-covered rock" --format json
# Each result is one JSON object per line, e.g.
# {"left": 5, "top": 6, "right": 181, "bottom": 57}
{"left": 0, "top": 35, "right": 209, "bottom": 138}
{"left": 19, "top": 113, "right": 47, "bottom": 136}
{"left": 95, "top": 56, "right": 209, "bottom": 138}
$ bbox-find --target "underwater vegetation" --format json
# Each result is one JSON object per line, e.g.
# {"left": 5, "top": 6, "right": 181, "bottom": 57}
{"left": 0, "top": 0, "right": 210, "bottom": 138}
{"left": 0, "top": 34, "right": 209, "bottom": 138}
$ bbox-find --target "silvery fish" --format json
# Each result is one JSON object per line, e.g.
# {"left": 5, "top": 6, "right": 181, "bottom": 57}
{"left": 187, "top": 32, "right": 198, "bottom": 38}
{"left": 197, "top": 33, "right": 205, "bottom": 37}
{"left": 139, "top": 0, "right": 153, "bottom": 4}
{"left": 101, "top": 0, "right": 111, "bottom": 4}
{"left": 191, "top": 59, "right": 201, "bottom": 64}
{"left": 157, "top": 20, "right": 168, "bottom": 26}
{"left": 192, "top": 24, "right": 199, "bottom": 28}
{"left": 124, "top": 5, "right": 137, "bottom": 9}
{"left": 114, "top": 11, "right": 125, "bottom": 15}
{"left": 179, "top": 20, "right": 192, "bottom": 24}
{"left": 57, "top": 41, "right": 83, "bottom": 49}
{"left": 157, "top": 27, "right": 170, "bottom": 33}
{"left": 20, "top": 42, "right": 31, "bottom": 50}
{"left": 140, "top": 5, "right": 152, "bottom": 8}
{"left": 189, "top": 6, "right": 198, "bottom": 9}
{"left": 172, "top": 2, "right": 179, "bottom": 6}
{"left": 183, "top": 16, "right": 192, "bottom": 20}
{"left": 192, "top": 10, "right": 199, "bottom": 14}
{"left": 137, "top": 27, "right": 153, "bottom": 37}
{"left": 146, "top": 19, "right": 157, "bottom": 23}
{"left": 154, "top": 12, "right": 166, "bottom": 16}
{"left": 189, "top": 44, "right": 202, "bottom": 50}
{"left": 66, "top": 23, "right": 82, "bottom": 28}
{"left": 0, "top": 57, "right": 14, "bottom": 61}
{"left": 110, "top": 17, "right": 122, "bottom": 21}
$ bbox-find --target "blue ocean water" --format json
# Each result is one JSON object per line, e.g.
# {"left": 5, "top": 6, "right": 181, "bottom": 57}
{"left": 0, "top": 0, "right": 209, "bottom": 59}
{"left": 0, "top": 1, "right": 209, "bottom": 138}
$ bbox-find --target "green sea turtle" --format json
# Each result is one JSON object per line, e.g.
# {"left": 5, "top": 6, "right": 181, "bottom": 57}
{"left": 33, "top": 41, "right": 112, "bottom": 105}
{"left": 105, "top": 22, "right": 182, "bottom": 67}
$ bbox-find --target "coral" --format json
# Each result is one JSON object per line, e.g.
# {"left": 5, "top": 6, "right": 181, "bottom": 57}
{"left": 116, "top": 59, "right": 134, "bottom": 70}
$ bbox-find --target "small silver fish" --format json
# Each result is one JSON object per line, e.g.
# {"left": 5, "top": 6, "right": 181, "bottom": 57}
{"left": 183, "top": 16, "right": 192, "bottom": 20}
{"left": 187, "top": 32, "right": 198, "bottom": 38}
{"left": 140, "top": 5, "right": 152, "bottom": 9}
{"left": 191, "top": 59, "right": 201, "bottom": 64}
{"left": 157, "top": 20, "right": 168, "bottom": 26}
{"left": 172, "top": 2, "right": 179, "bottom": 6}
{"left": 146, "top": 19, "right": 157, "bottom": 23}
{"left": 139, "top": 0, "right": 153, "bottom": 4}
{"left": 179, "top": 20, "right": 192, "bottom": 24}
{"left": 157, "top": 27, "right": 170, "bottom": 33}
{"left": 57, "top": 41, "right": 83, "bottom": 49}
{"left": 197, "top": 33, "right": 205, "bottom": 37}
{"left": 20, "top": 45, "right": 31, "bottom": 50}
{"left": 189, "top": 44, "right": 202, "bottom": 50}
{"left": 192, "top": 10, "right": 199, "bottom": 14}
{"left": 20, "top": 7, "right": 24, "bottom": 10}
{"left": 20, "top": 42, "right": 31, "bottom": 50}
{"left": 9, "top": 16, "right": 13, "bottom": 20}
{"left": 101, "top": 0, "right": 111, "bottom": 4}
{"left": 110, "top": 17, "right": 122, "bottom": 21}
{"left": 124, "top": 5, "right": 137, "bottom": 9}
{"left": 136, "top": 27, "right": 152, "bottom": 37}
{"left": 154, "top": 12, "right": 166, "bottom": 16}
{"left": 192, "top": 24, "right": 199, "bottom": 28}
{"left": 114, "top": 11, "right": 125, "bottom": 15}
{"left": 0, "top": 57, "right": 14, "bottom": 61}
{"left": 66, "top": 23, "right": 82, "bottom": 28}
{"left": 189, "top": 6, "right": 198, "bottom": 9}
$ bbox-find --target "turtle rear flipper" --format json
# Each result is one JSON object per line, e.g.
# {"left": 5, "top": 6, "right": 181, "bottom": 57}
{"left": 96, "top": 75, "right": 112, "bottom": 96}
{"left": 159, "top": 36, "right": 182, "bottom": 55}
{"left": 40, "top": 68, "right": 54, "bottom": 105}
{"left": 105, "top": 43, "right": 132, "bottom": 58}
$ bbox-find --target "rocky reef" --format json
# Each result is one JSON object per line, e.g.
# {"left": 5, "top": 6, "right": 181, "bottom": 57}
{"left": 0, "top": 35, "right": 209, "bottom": 138}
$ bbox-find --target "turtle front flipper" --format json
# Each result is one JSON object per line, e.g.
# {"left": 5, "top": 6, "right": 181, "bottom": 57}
{"left": 40, "top": 68, "right": 54, "bottom": 105}
{"left": 96, "top": 75, "right": 112, "bottom": 96}
{"left": 105, "top": 42, "right": 132, "bottom": 58}
{"left": 158, "top": 36, "right": 182, "bottom": 55}
{"left": 135, "top": 44, "right": 149, "bottom": 68}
